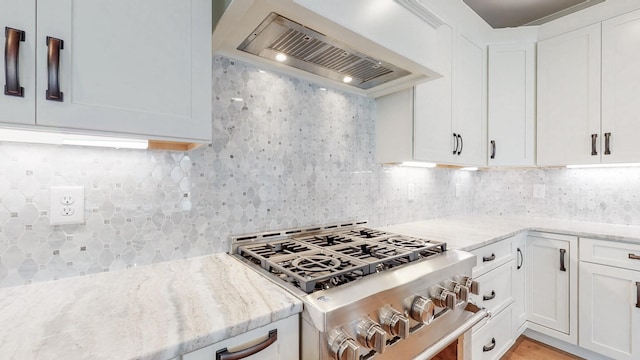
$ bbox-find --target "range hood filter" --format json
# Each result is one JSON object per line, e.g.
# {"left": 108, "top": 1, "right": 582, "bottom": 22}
{"left": 238, "top": 13, "right": 411, "bottom": 90}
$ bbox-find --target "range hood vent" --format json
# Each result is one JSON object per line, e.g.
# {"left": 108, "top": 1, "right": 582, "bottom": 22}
{"left": 238, "top": 13, "right": 411, "bottom": 90}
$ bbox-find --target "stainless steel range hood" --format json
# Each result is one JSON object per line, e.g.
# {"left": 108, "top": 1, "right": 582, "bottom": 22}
{"left": 212, "top": 0, "right": 441, "bottom": 98}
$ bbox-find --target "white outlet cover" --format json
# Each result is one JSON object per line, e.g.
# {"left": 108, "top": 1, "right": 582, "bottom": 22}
{"left": 50, "top": 186, "right": 85, "bottom": 225}
{"left": 407, "top": 183, "right": 416, "bottom": 201}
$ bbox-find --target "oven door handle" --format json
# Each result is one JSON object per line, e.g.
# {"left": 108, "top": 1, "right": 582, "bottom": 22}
{"left": 413, "top": 304, "right": 490, "bottom": 360}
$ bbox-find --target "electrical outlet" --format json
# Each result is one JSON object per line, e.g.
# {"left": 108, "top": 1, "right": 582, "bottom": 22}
{"left": 50, "top": 186, "right": 84, "bottom": 225}
{"left": 407, "top": 183, "right": 416, "bottom": 201}
{"left": 533, "top": 184, "right": 546, "bottom": 199}
{"left": 455, "top": 183, "right": 462, "bottom": 198}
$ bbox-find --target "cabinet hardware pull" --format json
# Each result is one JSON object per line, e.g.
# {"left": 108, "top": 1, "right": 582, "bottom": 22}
{"left": 216, "top": 329, "right": 278, "bottom": 360}
{"left": 591, "top": 134, "right": 598, "bottom": 156}
{"left": 483, "top": 337, "right": 496, "bottom": 352}
{"left": 483, "top": 290, "right": 496, "bottom": 301}
{"left": 630, "top": 253, "right": 640, "bottom": 261}
{"left": 46, "top": 36, "right": 63, "bottom": 101}
{"left": 604, "top": 132, "right": 611, "bottom": 155}
{"left": 457, "top": 134, "right": 463, "bottom": 155}
{"left": 490, "top": 140, "right": 496, "bottom": 159}
{"left": 453, "top": 133, "right": 458, "bottom": 155}
{"left": 517, "top": 248, "right": 523, "bottom": 270}
{"left": 4, "top": 27, "right": 25, "bottom": 97}
{"left": 482, "top": 253, "right": 495, "bottom": 262}
{"left": 636, "top": 282, "right": 640, "bottom": 309}
{"left": 559, "top": 249, "right": 567, "bottom": 272}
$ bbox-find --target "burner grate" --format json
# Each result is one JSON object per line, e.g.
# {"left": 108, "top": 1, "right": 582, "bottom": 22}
{"left": 329, "top": 241, "right": 413, "bottom": 273}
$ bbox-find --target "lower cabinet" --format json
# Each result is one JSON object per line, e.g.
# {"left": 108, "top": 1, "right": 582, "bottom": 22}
{"left": 579, "top": 238, "right": 640, "bottom": 360}
{"left": 525, "top": 232, "right": 578, "bottom": 344}
{"left": 511, "top": 233, "right": 527, "bottom": 335}
{"left": 472, "top": 306, "right": 513, "bottom": 360}
{"left": 181, "top": 315, "right": 299, "bottom": 360}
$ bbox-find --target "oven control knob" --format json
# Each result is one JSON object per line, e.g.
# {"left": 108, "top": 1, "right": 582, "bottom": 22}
{"left": 444, "top": 279, "right": 470, "bottom": 303}
{"left": 410, "top": 296, "right": 436, "bottom": 324}
{"left": 379, "top": 306, "right": 410, "bottom": 339}
{"left": 356, "top": 319, "right": 387, "bottom": 354}
{"left": 430, "top": 286, "right": 457, "bottom": 310}
{"left": 454, "top": 275, "right": 480, "bottom": 295}
{"left": 328, "top": 330, "right": 359, "bottom": 360}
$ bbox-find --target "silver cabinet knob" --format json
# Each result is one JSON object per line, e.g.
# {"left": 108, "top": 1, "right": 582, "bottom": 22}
{"left": 328, "top": 330, "right": 359, "bottom": 360}
{"left": 356, "top": 319, "right": 387, "bottom": 354}
{"left": 379, "top": 306, "right": 410, "bottom": 339}
{"left": 410, "top": 296, "right": 435, "bottom": 324}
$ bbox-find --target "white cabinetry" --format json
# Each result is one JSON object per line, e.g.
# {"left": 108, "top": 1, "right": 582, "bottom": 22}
{"left": 525, "top": 232, "right": 577, "bottom": 344}
{"left": 181, "top": 315, "right": 298, "bottom": 360}
{"left": 487, "top": 43, "right": 535, "bottom": 166}
{"left": 601, "top": 9, "right": 640, "bottom": 163}
{"left": 1, "top": 0, "right": 211, "bottom": 143}
{"left": 537, "top": 24, "right": 601, "bottom": 166}
{"left": 377, "top": 26, "right": 486, "bottom": 166}
{"left": 512, "top": 233, "right": 527, "bottom": 335}
{"left": 579, "top": 238, "right": 640, "bottom": 360}
{"left": 469, "top": 236, "right": 515, "bottom": 360}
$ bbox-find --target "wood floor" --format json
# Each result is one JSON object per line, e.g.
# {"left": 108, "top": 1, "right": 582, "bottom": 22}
{"left": 501, "top": 336, "right": 583, "bottom": 360}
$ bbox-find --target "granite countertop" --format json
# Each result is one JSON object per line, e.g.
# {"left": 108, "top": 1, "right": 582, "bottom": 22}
{"left": 0, "top": 254, "right": 302, "bottom": 360}
{"left": 380, "top": 215, "right": 640, "bottom": 251}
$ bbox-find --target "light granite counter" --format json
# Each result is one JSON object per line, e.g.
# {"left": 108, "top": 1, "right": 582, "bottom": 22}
{"left": 380, "top": 215, "right": 640, "bottom": 251}
{"left": 0, "top": 254, "right": 302, "bottom": 360}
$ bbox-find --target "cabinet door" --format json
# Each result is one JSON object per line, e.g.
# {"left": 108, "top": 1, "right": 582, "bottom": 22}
{"left": 414, "top": 24, "right": 454, "bottom": 164}
{"left": 526, "top": 233, "right": 577, "bottom": 344}
{"left": 602, "top": 9, "right": 640, "bottom": 163}
{"left": 0, "top": 0, "right": 35, "bottom": 125}
{"left": 452, "top": 33, "right": 485, "bottom": 166}
{"left": 579, "top": 262, "right": 640, "bottom": 360}
{"left": 537, "top": 24, "right": 601, "bottom": 166}
{"left": 487, "top": 43, "right": 535, "bottom": 167}
{"left": 512, "top": 233, "right": 526, "bottom": 335}
{"left": 35, "top": 0, "right": 211, "bottom": 142}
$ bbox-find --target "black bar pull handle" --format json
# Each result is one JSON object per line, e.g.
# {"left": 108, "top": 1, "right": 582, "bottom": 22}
{"left": 216, "top": 329, "right": 278, "bottom": 360}
{"left": 591, "top": 134, "right": 598, "bottom": 156}
{"left": 560, "top": 248, "right": 567, "bottom": 272}
{"left": 604, "top": 132, "right": 611, "bottom": 155}
{"left": 490, "top": 140, "right": 496, "bottom": 159}
{"left": 517, "top": 247, "right": 523, "bottom": 270}
{"left": 483, "top": 338, "right": 496, "bottom": 352}
{"left": 483, "top": 290, "right": 496, "bottom": 301}
{"left": 636, "top": 282, "right": 640, "bottom": 309}
{"left": 482, "top": 253, "right": 495, "bottom": 262}
{"left": 629, "top": 253, "right": 640, "bottom": 261}
{"left": 4, "top": 27, "right": 25, "bottom": 97}
{"left": 46, "top": 36, "right": 63, "bottom": 101}
{"left": 453, "top": 133, "right": 458, "bottom": 155}
{"left": 457, "top": 134, "right": 463, "bottom": 155}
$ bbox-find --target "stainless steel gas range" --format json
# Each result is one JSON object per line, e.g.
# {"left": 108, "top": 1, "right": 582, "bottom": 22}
{"left": 231, "top": 221, "right": 489, "bottom": 360}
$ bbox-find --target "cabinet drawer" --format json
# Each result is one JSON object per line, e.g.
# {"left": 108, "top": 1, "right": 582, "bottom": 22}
{"left": 472, "top": 306, "right": 513, "bottom": 360}
{"left": 471, "top": 261, "right": 514, "bottom": 316}
{"left": 471, "top": 238, "right": 514, "bottom": 277}
{"left": 182, "top": 315, "right": 298, "bottom": 360}
{"left": 581, "top": 238, "right": 640, "bottom": 271}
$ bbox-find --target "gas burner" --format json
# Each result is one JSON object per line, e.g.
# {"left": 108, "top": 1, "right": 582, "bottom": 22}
{"left": 386, "top": 236, "right": 427, "bottom": 248}
{"left": 298, "top": 234, "right": 355, "bottom": 248}
{"left": 292, "top": 255, "right": 341, "bottom": 273}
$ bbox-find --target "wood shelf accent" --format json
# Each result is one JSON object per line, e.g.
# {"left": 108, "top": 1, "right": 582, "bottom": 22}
{"left": 147, "top": 140, "right": 202, "bottom": 151}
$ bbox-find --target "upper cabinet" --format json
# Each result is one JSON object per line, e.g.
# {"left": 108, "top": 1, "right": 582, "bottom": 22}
{"left": 601, "top": 9, "right": 640, "bottom": 163}
{"left": 1, "top": 0, "right": 212, "bottom": 143}
{"left": 537, "top": 24, "right": 601, "bottom": 166}
{"left": 487, "top": 43, "right": 536, "bottom": 167}
{"left": 377, "top": 25, "right": 487, "bottom": 167}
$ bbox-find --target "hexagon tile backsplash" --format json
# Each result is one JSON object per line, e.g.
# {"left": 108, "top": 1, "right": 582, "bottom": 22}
{"left": 3, "top": 56, "right": 640, "bottom": 289}
{"left": 0, "top": 56, "right": 473, "bottom": 288}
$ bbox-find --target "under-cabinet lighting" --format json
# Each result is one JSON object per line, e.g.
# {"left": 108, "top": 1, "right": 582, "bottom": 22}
{"left": 231, "top": 97, "right": 244, "bottom": 102}
{"left": 0, "top": 129, "right": 149, "bottom": 149}
{"left": 319, "top": 87, "right": 327, "bottom": 91}
{"left": 275, "top": 53, "right": 287, "bottom": 62}
{"left": 459, "top": 167, "right": 478, "bottom": 171}
{"left": 566, "top": 163, "right": 640, "bottom": 169}
{"left": 343, "top": 76, "right": 353, "bottom": 83}
{"left": 400, "top": 161, "right": 437, "bottom": 168}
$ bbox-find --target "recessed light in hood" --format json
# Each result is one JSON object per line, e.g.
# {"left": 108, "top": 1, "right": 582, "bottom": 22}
{"left": 237, "top": 13, "right": 411, "bottom": 90}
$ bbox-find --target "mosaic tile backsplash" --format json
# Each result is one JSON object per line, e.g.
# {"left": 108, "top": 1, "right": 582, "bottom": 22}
{"left": 2, "top": 56, "right": 640, "bottom": 288}
{"left": 0, "top": 56, "right": 473, "bottom": 288}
